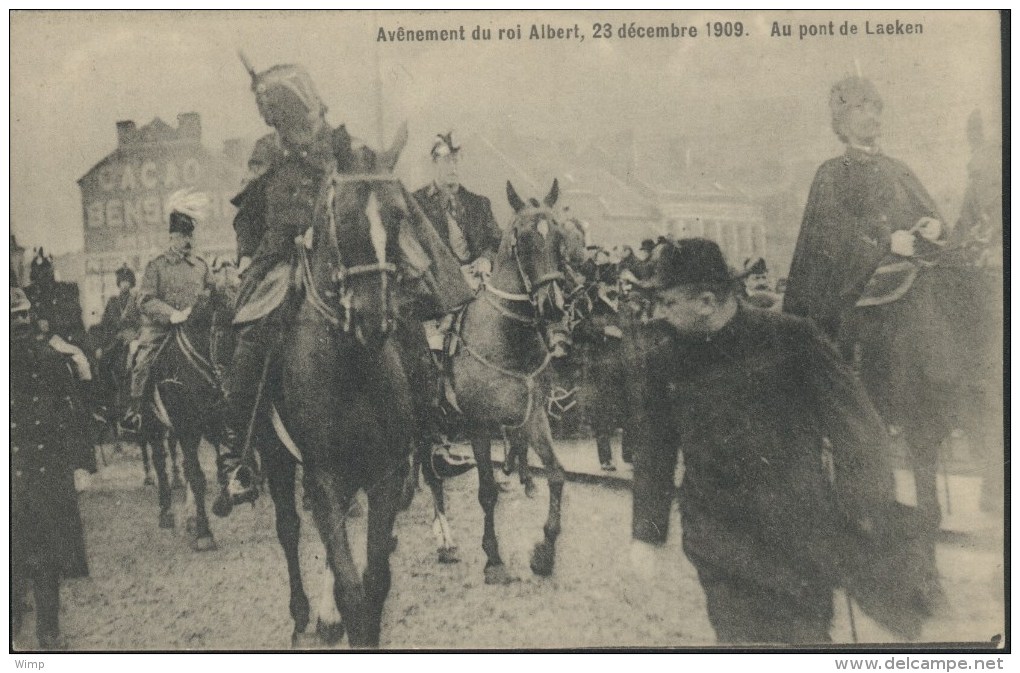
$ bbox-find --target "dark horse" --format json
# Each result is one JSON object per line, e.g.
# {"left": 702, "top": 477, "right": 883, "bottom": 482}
{"left": 140, "top": 290, "right": 233, "bottom": 550}
{"left": 257, "top": 131, "right": 415, "bottom": 648}
{"left": 422, "top": 180, "right": 573, "bottom": 583}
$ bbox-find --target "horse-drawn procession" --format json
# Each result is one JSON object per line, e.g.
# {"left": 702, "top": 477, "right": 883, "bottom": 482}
{"left": 10, "top": 50, "right": 1004, "bottom": 651}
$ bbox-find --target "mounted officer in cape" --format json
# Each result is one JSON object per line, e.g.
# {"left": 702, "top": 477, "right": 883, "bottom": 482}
{"left": 215, "top": 56, "right": 473, "bottom": 511}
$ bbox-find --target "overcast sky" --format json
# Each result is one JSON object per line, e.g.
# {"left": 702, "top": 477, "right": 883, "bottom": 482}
{"left": 10, "top": 10, "right": 1002, "bottom": 255}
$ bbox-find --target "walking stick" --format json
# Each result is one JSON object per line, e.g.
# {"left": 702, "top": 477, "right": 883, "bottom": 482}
{"left": 845, "top": 592, "right": 859, "bottom": 643}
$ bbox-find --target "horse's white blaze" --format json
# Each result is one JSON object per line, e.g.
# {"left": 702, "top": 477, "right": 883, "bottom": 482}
{"left": 365, "top": 191, "right": 387, "bottom": 264}
{"left": 318, "top": 563, "right": 342, "bottom": 626}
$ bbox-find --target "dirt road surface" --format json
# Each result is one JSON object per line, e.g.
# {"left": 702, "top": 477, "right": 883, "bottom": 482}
{"left": 15, "top": 443, "right": 1005, "bottom": 650}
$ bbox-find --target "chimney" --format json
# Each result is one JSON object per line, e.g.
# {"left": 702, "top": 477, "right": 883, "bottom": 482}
{"left": 116, "top": 120, "right": 136, "bottom": 146}
{"left": 177, "top": 112, "right": 201, "bottom": 141}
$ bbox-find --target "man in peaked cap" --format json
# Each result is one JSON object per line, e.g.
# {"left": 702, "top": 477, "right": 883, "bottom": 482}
{"left": 413, "top": 132, "right": 503, "bottom": 290}
{"left": 123, "top": 192, "right": 215, "bottom": 430}
{"left": 627, "top": 238, "right": 934, "bottom": 643}
{"left": 215, "top": 61, "right": 473, "bottom": 513}
{"left": 98, "top": 265, "right": 141, "bottom": 354}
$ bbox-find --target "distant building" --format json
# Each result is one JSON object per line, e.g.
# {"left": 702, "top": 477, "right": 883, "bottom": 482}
{"left": 72, "top": 113, "right": 245, "bottom": 326}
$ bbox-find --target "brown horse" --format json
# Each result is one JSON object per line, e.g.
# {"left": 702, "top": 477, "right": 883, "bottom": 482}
{"left": 258, "top": 130, "right": 416, "bottom": 647}
{"left": 430, "top": 179, "right": 574, "bottom": 583}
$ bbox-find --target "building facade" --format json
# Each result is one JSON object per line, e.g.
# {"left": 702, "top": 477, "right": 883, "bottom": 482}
{"left": 74, "top": 113, "right": 244, "bottom": 326}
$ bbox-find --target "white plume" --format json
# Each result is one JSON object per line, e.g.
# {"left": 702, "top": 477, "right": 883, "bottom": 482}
{"left": 165, "top": 188, "right": 210, "bottom": 222}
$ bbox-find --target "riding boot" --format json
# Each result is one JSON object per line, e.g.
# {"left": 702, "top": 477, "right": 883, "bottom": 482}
{"left": 212, "top": 326, "right": 266, "bottom": 517}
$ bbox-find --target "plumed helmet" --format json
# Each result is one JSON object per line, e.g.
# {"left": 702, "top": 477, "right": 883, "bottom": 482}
{"left": 251, "top": 63, "right": 327, "bottom": 124}
{"left": 829, "top": 76, "right": 883, "bottom": 139}
{"left": 10, "top": 286, "right": 31, "bottom": 314}
{"left": 115, "top": 264, "right": 136, "bottom": 287}
{"left": 430, "top": 131, "right": 461, "bottom": 160}
{"left": 166, "top": 189, "right": 209, "bottom": 235}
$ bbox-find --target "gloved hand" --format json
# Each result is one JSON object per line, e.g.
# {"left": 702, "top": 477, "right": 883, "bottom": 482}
{"left": 170, "top": 307, "right": 192, "bottom": 325}
{"left": 890, "top": 230, "right": 916, "bottom": 257}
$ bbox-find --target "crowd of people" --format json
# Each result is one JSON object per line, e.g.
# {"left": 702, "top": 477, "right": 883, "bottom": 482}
{"left": 9, "top": 63, "right": 1001, "bottom": 649}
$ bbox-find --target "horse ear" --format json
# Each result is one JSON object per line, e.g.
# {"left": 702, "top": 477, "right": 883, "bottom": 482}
{"left": 506, "top": 181, "right": 526, "bottom": 213}
{"left": 379, "top": 121, "right": 409, "bottom": 172}
{"left": 543, "top": 178, "right": 559, "bottom": 207}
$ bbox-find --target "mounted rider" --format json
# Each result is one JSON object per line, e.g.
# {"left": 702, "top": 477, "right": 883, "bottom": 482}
{"left": 215, "top": 60, "right": 473, "bottom": 511}
{"left": 412, "top": 132, "right": 503, "bottom": 292}
{"left": 123, "top": 191, "right": 215, "bottom": 430}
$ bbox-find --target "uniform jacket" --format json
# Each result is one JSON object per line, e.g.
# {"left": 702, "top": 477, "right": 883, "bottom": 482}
{"left": 231, "top": 126, "right": 474, "bottom": 323}
{"left": 412, "top": 183, "right": 502, "bottom": 265}
{"left": 782, "top": 147, "right": 944, "bottom": 341}
{"left": 138, "top": 250, "right": 213, "bottom": 327}
{"left": 11, "top": 328, "right": 92, "bottom": 578}
{"left": 98, "top": 290, "right": 141, "bottom": 347}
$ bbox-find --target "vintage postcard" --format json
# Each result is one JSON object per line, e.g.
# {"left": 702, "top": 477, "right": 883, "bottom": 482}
{"left": 8, "top": 9, "right": 1005, "bottom": 656}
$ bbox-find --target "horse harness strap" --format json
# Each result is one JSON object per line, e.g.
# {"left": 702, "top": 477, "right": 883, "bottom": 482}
{"left": 174, "top": 327, "right": 225, "bottom": 395}
{"left": 481, "top": 290, "right": 536, "bottom": 325}
{"left": 458, "top": 333, "right": 553, "bottom": 430}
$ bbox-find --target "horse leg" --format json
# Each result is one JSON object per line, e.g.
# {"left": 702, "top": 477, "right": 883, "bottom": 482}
{"left": 363, "top": 469, "right": 405, "bottom": 647}
{"left": 471, "top": 429, "right": 517, "bottom": 584}
{"left": 419, "top": 444, "right": 458, "bottom": 563}
{"left": 523, "top": 411, "right": 565, "bottom": 578}
{"left": 263, "top": 447, "right": 311, "bottom": 644}
{"left": 148, "top": 425, "right": 173, "bottom": 530}
{"left": 507, "top": 431, "right": 536, "bottom": 498}
{"left": 399, "top": 441, "right": 422, "bottom": 511}
{"left": 169, "top": 432, "right": 185, "bottom": 491}
{"left": 306, "top": 471, "right": 365, "bottom": 646}
{"left": 140, "top": 432, "right": 155, "bottom": 486}
{"left": 179, "top": 430, "right": 215, "bottom": 552}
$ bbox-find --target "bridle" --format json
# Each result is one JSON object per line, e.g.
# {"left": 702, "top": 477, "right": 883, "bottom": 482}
{"left": 300, "top": 171, "right": 400, "bottom": 333}
{"left": 483, "top": 222, "right": 565, "bottom": 325}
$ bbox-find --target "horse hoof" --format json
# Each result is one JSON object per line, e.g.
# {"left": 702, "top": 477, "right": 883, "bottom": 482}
{"left": 190, "top": 535, "right": 217, "bottom": 552}
{"left": 484, "top": 564, "right": 519, "bottom": 585}
{"left": 143, "top": 475, "right": 155, "bottom": 487}
{"left": 291, "top": 629, "right": 323, "bottom": 650}
{"left": 158, "top": 510, "right": 174, "bottom": 529}
{"left": 524, "top": 481, "right": 537, "bottom": 499}
{"left": 316, "top": 618, "right": 345, "bottom": 646}
{"left": 437, "top": 547, "right": 460, "bottom": 564}
{"left": 530, "top": 541, "right": 555, "bottom": 577}
{"left": 211, "top": 494, "right": 233, "bottom": 518}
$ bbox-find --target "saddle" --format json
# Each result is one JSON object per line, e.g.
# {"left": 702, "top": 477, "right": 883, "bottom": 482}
{"left": 856, "top": 259, "right": 921, "bottom": 308}
{"left": 435, "top": 306, "right": 469, "bottom": 415}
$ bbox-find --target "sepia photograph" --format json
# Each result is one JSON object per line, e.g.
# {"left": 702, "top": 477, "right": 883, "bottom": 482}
{"left": 7, "top": 9, "right": 1006, "bottom": 655}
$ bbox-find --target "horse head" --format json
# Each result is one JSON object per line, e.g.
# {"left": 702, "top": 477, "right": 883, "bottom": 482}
{"left": 500, "top": 179, "right": 569, "bottom": 323}
{"left": 313, "top": 124, "right": 409, "bottom": 348}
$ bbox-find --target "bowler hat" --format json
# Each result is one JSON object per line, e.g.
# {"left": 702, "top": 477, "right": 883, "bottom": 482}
{"left": 635, "top": 238, "right": 737, "bottom": 291}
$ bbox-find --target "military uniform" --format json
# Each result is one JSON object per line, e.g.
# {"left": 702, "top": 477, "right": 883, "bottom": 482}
{"left": 130, "top": 248, "right": 213, "bottom": 399}
{"left": 11, "top": 324, "right": 93, "bottom": 648}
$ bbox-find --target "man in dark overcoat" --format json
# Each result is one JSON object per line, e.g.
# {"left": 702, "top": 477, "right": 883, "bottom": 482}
{"left": 412, "top": 132, "right": 503, "bottom": 290}
{"left": 629, "top": 239, "right": 933, "bottom": 644}
{"left": 11, "top": 287, "right": 93, "bottom": 650}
